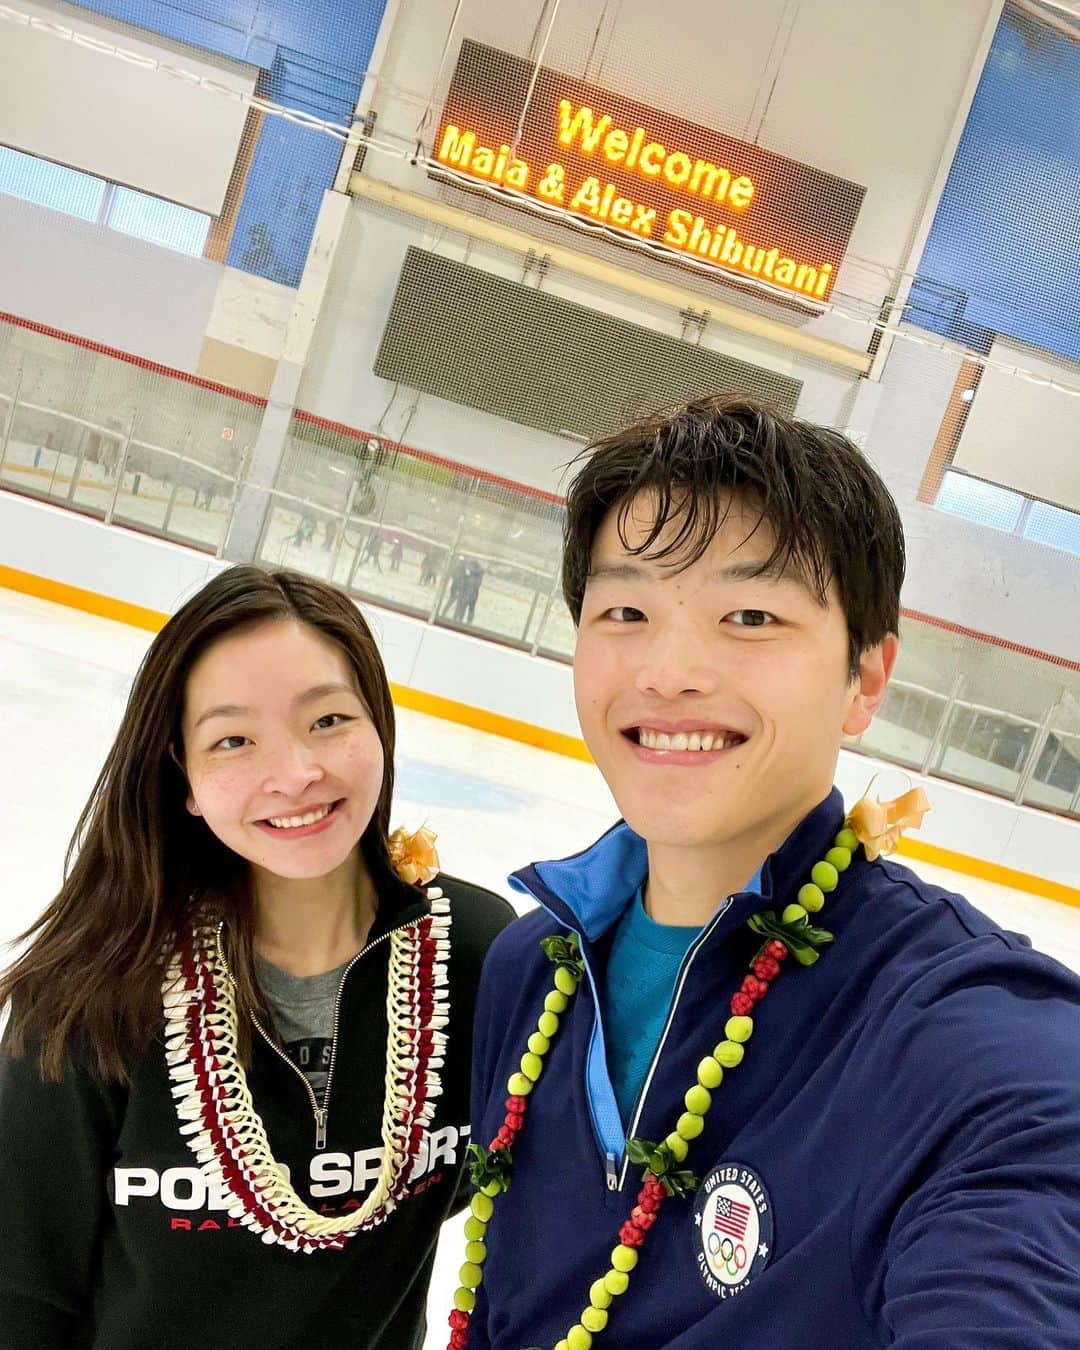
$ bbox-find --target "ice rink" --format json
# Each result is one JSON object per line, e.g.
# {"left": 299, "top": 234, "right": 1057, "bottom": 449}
{"left": 3, "top": 584, "right": 1079, "bottom": 1345}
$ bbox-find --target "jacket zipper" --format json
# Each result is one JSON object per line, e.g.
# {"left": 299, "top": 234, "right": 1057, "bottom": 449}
{"left": 563, "top": 925, "right": 624, "bottom": 1191}
{"left": 615, "top": 898, "right": 734, "bottom": 1191}
{"left": 531, "top": 898, "right": 733, "bottom": 1194}
{"left": 220, "top": 917, "right": 421, "bottom": 1151}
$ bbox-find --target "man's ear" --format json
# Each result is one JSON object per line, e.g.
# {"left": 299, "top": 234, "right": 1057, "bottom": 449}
{"left": 842, "top": 633, "right": 898, "bottom": 738}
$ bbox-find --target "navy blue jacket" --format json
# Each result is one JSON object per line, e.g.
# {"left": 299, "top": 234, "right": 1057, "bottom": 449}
{"left": 470, "top": 791, "right": 1080, "bottom": 1348}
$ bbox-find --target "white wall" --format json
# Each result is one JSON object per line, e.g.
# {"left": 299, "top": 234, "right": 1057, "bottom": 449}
{"left": 203, "top": 268, "right": 299, "bottom": 363}
{"left": 955, "top": 339, "right": 1080, "bottom": 512}
{"left": 0, "top": 194, "right": 221, "bottom": 371}
{"left": 864, "top": 337, "right": 1080, "bottom": 664}
{"left": 1, "top": 488, "right": 1076, "bottom": 888}
{"left": 0, "top": 0, "right": 256, "bottom": 215}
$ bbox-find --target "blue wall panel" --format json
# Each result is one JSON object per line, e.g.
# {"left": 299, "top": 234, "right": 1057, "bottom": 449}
{"left": 228, "top": 118, "right": 343, "bottom": 286}
{"left": 909, "top": 6, "right": 1080, "bottom": 361}
{"left": 68, "top": 0, "right": 387, "bottom": 285}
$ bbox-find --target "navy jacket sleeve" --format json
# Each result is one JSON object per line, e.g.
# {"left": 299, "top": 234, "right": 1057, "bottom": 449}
{"left": 0, "top": 1043, "right": 120, "bottom": 1348}
{"left": 853, "top": 945, "right": 1080, "bottom": 1347}
{"left": 443, "top": 876, "right": 517, "bottom": 1219}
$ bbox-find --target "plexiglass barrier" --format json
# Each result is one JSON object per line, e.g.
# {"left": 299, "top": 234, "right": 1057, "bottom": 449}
{"left": 1, "top": 313, "right": 1076, "bottom": 819}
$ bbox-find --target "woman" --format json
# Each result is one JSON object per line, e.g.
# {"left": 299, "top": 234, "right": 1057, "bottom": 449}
{"left": 0, "top": 565, "right": 512, "bottom": 1349}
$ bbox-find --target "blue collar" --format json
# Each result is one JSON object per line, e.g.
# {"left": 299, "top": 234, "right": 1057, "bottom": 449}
{"left": 509, "top": 788, "right": 846, "bottom": 937}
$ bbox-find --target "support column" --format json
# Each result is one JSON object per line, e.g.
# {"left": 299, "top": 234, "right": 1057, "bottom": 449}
{"left": 222, "top": 358, "right": 302, "bottom": 560}
{"left": 219, "top": 0, "right": 403, "bottom": 558}
{"left": 838, "top": 375, "right": 885, "bottom": 452}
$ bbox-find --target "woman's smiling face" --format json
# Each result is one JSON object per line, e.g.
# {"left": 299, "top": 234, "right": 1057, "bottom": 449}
{"left": 180, "top": 619, "right": 385, "bottom": 884}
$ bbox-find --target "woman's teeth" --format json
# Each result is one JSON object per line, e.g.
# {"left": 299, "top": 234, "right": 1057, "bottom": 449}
{"left": 637, "top": 729, "right": 744, "bottom": 752}
{"left": 266, "top": 803, "right": 333, "bottom": 829}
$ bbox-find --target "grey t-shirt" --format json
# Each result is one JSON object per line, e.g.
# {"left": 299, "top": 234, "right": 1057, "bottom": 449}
{"left": 255, "top": 953, "right": 350, "bottom": 1095}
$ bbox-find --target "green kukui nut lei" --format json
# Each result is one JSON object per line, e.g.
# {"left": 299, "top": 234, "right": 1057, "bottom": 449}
{"left": 447, "top": 825, "right": 863, "bottom": 1350}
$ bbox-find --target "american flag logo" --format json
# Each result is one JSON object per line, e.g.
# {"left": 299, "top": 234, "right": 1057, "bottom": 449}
{"left": 713, "top": 1195, "right": 751, "bottom": 1241}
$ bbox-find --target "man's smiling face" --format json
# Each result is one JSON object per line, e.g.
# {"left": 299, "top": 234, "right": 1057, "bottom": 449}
{"left": 573, "top": 491, "right": 894, "bottom": 869}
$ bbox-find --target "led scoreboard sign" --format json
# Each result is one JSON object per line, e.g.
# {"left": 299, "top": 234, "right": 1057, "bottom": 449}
{"left": 433, "top": 42, "right": 865, "bottom": 303}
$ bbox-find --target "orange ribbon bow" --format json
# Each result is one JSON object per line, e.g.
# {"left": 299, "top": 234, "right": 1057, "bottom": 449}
{"left": 847, "top": 782, "right": 930, "bottom": 861}
{"left": 388, "top": 825, "right": 441, "bottom": 884}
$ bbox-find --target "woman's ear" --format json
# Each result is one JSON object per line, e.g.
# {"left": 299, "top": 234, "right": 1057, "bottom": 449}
{"left": 168, "top": 743, "right": 200, "bottom": 816}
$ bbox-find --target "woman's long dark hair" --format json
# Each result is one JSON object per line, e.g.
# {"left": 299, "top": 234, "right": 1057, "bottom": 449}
{"left": 0, "top": 566, "right": 396, "bottom": 1082}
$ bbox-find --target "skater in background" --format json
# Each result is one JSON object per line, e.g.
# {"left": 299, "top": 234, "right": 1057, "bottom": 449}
{"left": 362, "top": 528, "right": 383, "bottom": 571}
{"left": 443, "top": 556, "right": 468, "bottom": 620}
{"left": 463, "top": 560, "right": 484, "bottom": 624}
{"left": 196, "top": 473, "right": 219, "bottom": 511}
{"left": 419, "top": 544, "right": 440, "bottom": 587}
{"left": 0, "top": 565, "right": 511, "bottom": 1350}
{"left": 284, "top": 511, "right": 316, "bottom": 549}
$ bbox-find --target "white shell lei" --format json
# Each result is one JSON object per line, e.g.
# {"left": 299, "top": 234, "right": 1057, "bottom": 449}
{"left": 161, "top": 889, "right": 451, "bottom": 1252}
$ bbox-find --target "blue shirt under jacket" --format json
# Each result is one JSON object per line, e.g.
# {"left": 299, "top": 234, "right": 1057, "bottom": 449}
{"left": 468, "top": 789, "right": 1080, "bottom": 1349}
{"left": 603, "top": 886, "right": 702, "bottom": 1126}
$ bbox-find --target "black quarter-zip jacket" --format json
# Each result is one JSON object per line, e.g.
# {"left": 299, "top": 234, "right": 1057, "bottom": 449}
{"left": 0, "top": 862, "right": 513, "bottom": 1350}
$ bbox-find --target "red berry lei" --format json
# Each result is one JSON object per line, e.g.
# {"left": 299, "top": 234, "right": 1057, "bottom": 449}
{"left": 447, "top": 826, "right": 862, "bottom": 1350}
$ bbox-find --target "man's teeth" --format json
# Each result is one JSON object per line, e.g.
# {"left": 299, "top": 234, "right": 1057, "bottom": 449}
{"left": 638, "top": 729, "right": 743, "bottom": 752}
{"left": 267, "top": 804, "right": 333, "bottom": 829}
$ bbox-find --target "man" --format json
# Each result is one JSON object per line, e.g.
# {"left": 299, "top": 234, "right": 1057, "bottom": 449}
{"left": 456, "top": 396, "right": 1080, "bottom": 1349}
{"left": 464, "top": 560, "right": 484, "bottom": 624}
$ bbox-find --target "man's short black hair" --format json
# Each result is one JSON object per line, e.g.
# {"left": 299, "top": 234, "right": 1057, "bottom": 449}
{"left": 562, "top": 394, "right": 906, "bottom": 676}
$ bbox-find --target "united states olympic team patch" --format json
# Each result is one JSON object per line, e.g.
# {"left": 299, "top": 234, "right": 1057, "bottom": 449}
{"left": 691, "top": 1161, "right": 774, "bottom": 1298}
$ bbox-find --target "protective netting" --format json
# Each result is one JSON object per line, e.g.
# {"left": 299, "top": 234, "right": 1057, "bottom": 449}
{"left": 0, "top": 0, "right": 1077, "bottom": 818}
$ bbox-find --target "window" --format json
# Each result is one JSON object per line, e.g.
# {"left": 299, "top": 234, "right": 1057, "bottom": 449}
{"left": 936, "top": 469, "right": 1080, "bottom": 558}
{"left": 1024, "top": 499, "right": 1080, "bottom": 557}
{"left": 0, "top": 144, "right": 210, "bottom": 258}
{"left": 935, "top": 471, "right": 1024, "bottom": 532}
{"left": 0, "top": 144, "right": 104, "bottom": 221}
{"left": 106, "top": 186, "right": 210, "bottom": 256}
